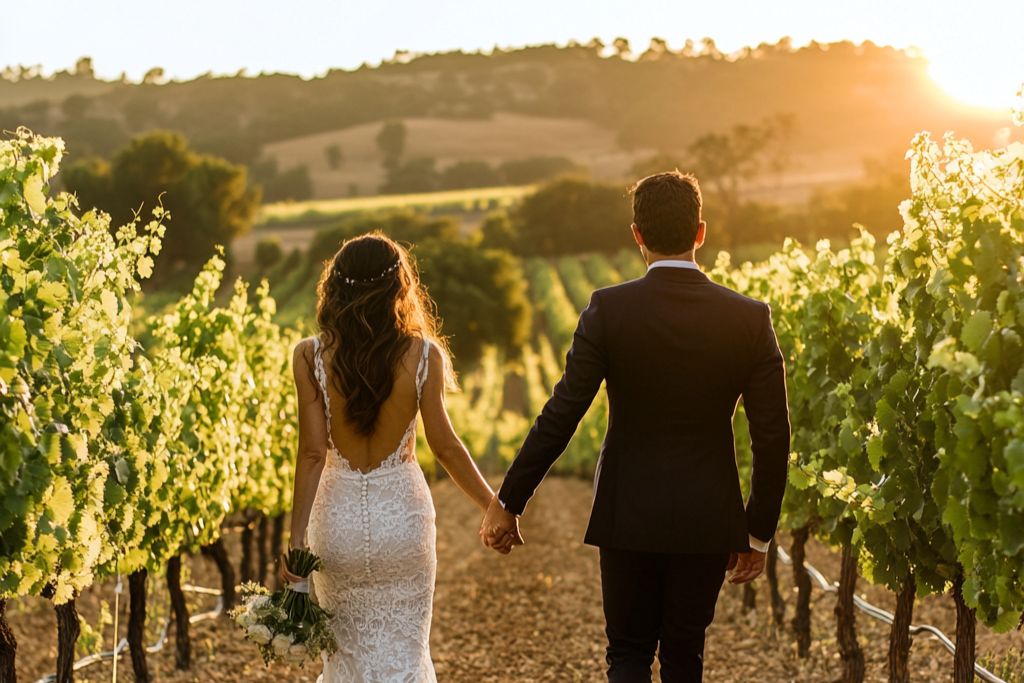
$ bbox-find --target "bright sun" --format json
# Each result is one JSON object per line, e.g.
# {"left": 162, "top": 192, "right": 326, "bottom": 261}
{"left": 926, "top": 47, "right": 1024, "bottom": 110}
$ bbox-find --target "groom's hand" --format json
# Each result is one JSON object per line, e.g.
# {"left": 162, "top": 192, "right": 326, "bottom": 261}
{"left": 479, "top": 495, "right": 524, "bottom": 554}
{"left": 727, "top": 549, "right": 766, "bottom": 584}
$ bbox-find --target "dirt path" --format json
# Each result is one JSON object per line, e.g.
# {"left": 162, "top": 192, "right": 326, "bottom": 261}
{"left": 12, "top": 477, "right": 1023, "bottom": 682}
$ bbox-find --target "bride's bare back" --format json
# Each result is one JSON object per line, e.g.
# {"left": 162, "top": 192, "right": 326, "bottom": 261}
{"left": 317, "top": 337, "right": 425, "bottom": 473}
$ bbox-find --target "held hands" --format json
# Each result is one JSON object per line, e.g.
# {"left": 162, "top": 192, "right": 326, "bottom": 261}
{"left": 726, "top": 548, "right": 766, "bottom": 584}
{"left": 479, "top": 495, "right": 525, "bottom": 554}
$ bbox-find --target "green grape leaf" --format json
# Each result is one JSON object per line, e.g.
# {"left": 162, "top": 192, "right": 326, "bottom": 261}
{"left": 789, "top": 467, "right": 813, "bottom": 490}
{"left": 960, "top": 310, "right": 992, "bottom": 353}
{"left": 866, "top": 434, "right": 884, "bottom": 470}
{"left": 22, "top": 172, "right": 46, "bottom": 216}
{"left": 47, "top": 476, "right": 74, "bottom": 527}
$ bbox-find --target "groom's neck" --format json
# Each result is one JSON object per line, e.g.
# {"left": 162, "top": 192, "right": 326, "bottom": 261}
{"left": 646, "top": 249, "right": 697, "bottom": 265}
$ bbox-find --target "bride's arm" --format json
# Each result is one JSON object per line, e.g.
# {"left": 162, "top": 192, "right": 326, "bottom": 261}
{"left": 288, "top": 339, "right": 329, "bottom": 550}
{"left": 420, "top": 346, "right": 494, "bottom": 512}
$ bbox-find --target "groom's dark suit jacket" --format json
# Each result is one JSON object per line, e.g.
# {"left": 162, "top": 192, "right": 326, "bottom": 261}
{"left": 498, "top": 265, "right": 790, "bottom": 554}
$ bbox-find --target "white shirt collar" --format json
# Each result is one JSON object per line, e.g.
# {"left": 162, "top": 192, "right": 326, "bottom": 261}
{"left": 647, "top": 259, "right": 700, "bottom": 272}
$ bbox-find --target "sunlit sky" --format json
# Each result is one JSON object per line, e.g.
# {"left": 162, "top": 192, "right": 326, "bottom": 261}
{"left": 2, "top": 0, "right": 1022, "bottom": 109}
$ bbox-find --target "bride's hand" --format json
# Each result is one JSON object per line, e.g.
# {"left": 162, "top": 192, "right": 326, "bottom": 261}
{"left": 278, "top": 550, "right": 306, "bottom": 585}
{"left": 491, "top": 528, "right": 523, "bottom": 554}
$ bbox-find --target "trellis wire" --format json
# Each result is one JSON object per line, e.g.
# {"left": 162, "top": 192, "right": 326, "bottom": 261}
{"left": 32, "top": 584, "right": 223, "bottom": 683}
{"left": 776, "top": 546, "right": 1006, "bottom": 683}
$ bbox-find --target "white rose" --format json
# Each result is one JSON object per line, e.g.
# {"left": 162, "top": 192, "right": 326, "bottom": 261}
{"left": 233, "top": 610, "right": 247, "bottom": 627}
{"left": 287, "top": 643, "right": 308, "bottom": 662}
{"left": 247, "top": 624, "right": 273, "bottom": 645}
{"left": 271, "top": 634, "right": 293, "bottom": 656}
{"left": 250, "top": 595, "right": 270, "bottom": 610}
{"left": 240, "top": 612, "right": 256, "bottom": 628}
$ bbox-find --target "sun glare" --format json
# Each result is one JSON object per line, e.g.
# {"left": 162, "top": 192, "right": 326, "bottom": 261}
{"left": 927, "top": 47, "right": 1024, "bottom": 110}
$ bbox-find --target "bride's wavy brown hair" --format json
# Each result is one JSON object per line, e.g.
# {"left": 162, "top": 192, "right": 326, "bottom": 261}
{"left": 314, "top": 232, "right": 453, "bottom": 436}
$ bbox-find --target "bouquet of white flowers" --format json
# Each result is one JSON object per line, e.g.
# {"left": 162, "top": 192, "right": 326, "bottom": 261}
{"left": 230, "top": 548, "right": 337, "bottom": 666}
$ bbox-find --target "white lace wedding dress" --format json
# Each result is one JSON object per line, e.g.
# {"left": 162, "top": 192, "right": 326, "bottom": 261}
{"left": 306, "top": 336, "right": 437, "bottom": 682}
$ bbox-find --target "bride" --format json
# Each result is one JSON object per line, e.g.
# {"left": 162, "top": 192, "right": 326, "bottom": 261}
{"left": 285, "top": 232, "right": 517, "bottom": 681}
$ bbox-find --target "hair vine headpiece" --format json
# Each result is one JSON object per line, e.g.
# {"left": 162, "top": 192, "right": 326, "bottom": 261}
{"left": 338, "top": 260, "right": 400, "bottom": 285}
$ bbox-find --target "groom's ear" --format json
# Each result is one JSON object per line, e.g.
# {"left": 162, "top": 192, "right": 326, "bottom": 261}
{"left": 694, "top": 221, "right": 707, "bottom": 249}
{"left": 631, "top": 223, "right": 645, "bottom": 248}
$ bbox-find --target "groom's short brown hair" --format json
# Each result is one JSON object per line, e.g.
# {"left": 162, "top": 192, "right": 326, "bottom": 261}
{"left": 629, "top": 171, "right": 702, "bottom": 254}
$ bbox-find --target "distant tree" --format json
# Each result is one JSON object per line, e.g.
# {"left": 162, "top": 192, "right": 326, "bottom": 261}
{"left": 412, "top": 239, "right": 531, "bottom": 363}
{"left": 479, "top": 210, "right": 517, "bottom": 251}
{"left": 381, "top": 157, "right": 439, "bottom": 194}
{"left": 63, "top": 130, "right": 260, "bottom": 283}
{"left": 73, "top": 57, "right": 94, "bottom": 79}
{"left": 325, "top": 143, "right": 344, "bottom": 170}
{"left": 699, "top": 37, "right": 722, "bottom": 59}
{"left": 687, "top": 115, "right": 794, "bottom": 219}
{"left": 508, "top": 177, "right": 632, "bottom": 255}
{"left": 142, "top": 67, "right": 165, "bottom": 85}
{"left": 498, "top": 156, "right": 581, "bottom": 185}
{"left": 612, "top": 37, "right": 632, "bottom": 59}
{"left": 640, "top": 38, "right": 671, "bottom": 61}
{"left": 255, "top": 237, "right": 284, "bottom": 272}
{"left": 376, "top": 120, "right": 407, "bottom": 167}
{"left": 440, "top": 160, "right": 501, "bottom": 189}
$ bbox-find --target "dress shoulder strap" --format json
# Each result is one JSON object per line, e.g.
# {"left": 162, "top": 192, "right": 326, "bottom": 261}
{"left": 415, "top": 338, "right": 431, "bottom": 402}
{"left": 311, "top": 336, "right": 337, "bottom": 452}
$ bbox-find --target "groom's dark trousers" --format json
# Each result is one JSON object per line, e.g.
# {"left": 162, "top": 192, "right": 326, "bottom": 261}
{"left": 498, "top": 265, "right": 790, "bottom": 683}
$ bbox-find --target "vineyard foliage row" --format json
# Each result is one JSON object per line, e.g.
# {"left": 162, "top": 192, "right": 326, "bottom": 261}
{"left": 1, "top": 131, "right": 299, "bottom": 604}
{"left": 2, "top": 121, "right": 1023, "bottom": 634}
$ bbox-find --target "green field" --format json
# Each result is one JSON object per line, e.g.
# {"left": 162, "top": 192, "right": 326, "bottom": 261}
{"left": 258, "top": 184, "right": 535, "bottom": 226}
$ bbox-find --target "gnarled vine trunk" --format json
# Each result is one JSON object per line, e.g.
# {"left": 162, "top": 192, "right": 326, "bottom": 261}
{"left": 200, "top": 538, "right": 236, "bottom": 612}
{"left": 54, "top": 597, "right": 79, "bottom": 683}
{"left": 240, "top": 512, "right": 255, "bottom": 584}
{"left": 765, "top": 537, "right": 785, "bottom": 626}
{"left": 742, "top": 582, "right": 757, "bottom": 612}
{"left": 835, "top": 541, "right": 864, "bottom": 683}
{"left": 270, "top": 514, "right": 285, "bottom": 589}
{"left": 166, "top": 555, "right": 191, "bottom": 670}
{"left": 953, "top": 575, "right": 976, "bottom": 683}
{"left": 888, "top": 572, "right": 915, "bottom": 683}
{"left": 127, "top": 569, "right": 150, "bottom": 683}
{"left": 0, "top": 598, "right": 17, "bottom": 683}
{"left": 790, "top": 526, "right": 812, "bottom": 657}
{"left": 257, "top": 513, "right": 269, "bottom": 584}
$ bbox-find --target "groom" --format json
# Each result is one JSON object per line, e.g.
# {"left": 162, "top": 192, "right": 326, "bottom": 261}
{"left": 481, "top": 171, "right": 790, "bottom": 682}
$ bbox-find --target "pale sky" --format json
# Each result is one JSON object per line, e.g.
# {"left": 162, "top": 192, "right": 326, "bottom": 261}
{"left": 2, "top": 0, "right": 1022, "bottom": 107}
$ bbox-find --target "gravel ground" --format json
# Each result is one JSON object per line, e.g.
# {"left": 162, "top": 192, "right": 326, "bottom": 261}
{"left": 11, "top": 477, "right": 1024, "bottom": 682}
